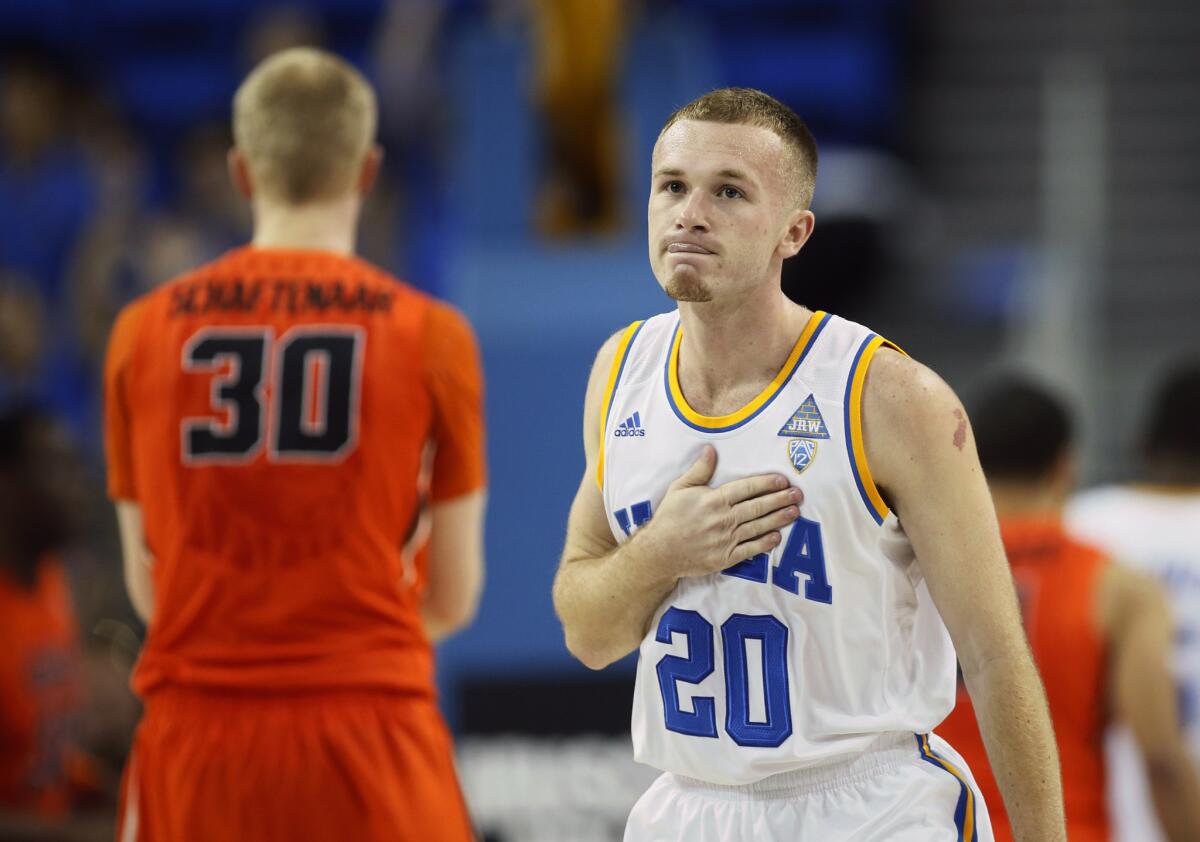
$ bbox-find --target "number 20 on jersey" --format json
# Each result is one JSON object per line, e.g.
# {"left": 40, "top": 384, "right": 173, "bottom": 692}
{"left": 615, "top": 500, "right": 832, "bottom": 748}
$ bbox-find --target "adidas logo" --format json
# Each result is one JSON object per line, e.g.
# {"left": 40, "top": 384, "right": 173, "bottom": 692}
{"left": 614, "top": 411, "right": 647, "bottom": 437}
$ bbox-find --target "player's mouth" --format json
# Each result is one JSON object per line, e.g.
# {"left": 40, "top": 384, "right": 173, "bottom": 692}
{"left": 665, "top": 240, "right": 716, "bottom": 255}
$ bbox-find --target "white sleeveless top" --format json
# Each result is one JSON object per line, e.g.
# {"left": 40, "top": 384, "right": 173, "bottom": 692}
{"left": 598, "top": 309, "right": 957, "bottom": 786}
{"left": 1066, "top": 486, "right": 1200, "bottom": 842}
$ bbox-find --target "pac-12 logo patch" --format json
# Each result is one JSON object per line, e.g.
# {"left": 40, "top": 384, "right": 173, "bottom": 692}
{"left": 778, "top": 394, "right": 830, "bottom": 439}
{"left": 787, "top": 438, "right": 818, "bottom": 474}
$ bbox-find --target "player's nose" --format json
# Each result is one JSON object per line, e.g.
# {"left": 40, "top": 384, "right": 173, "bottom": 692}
{"left": 675, "top": 191, "right": 710, "bottom": 230}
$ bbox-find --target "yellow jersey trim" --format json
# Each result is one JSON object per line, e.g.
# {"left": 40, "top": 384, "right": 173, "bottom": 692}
{"left": 665, "top": 310, "right": 828, "bottom": 432}
{"left": 596, "top": 320, "right": 645, "bottom": 490}
{"left": 918, "top": 733, "right": 977, "bottom": 841}
{"left": 846, "top": 334, "right": 903, "bottom": 524}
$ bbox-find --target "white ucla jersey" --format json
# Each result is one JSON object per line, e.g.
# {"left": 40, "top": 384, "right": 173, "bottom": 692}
{"left": 1066, "top": 486, "right": 1200, "bottom": 842}
{"left": 599, "top": 309, "right": 957, "bottom": 786}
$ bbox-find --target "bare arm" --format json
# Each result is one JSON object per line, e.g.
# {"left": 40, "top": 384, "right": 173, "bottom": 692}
{"left": 1104, "top": 562, "right": 1200, "bottom": 842}
{"left": 421, "top": 490, "right": 486, "bottom": 642}
{"left": 552, "top": 332, "right": 801, "bottom": 669}
{"left": 114, "top": 500, "right": 153, "bottom": 624}
{"left": 863, "top": 350, "right": 1066, "bottom": 842}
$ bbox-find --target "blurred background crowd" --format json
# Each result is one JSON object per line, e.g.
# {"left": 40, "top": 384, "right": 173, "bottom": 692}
{"left": 1, "top": 0, "right": 1198, "bottom": 840}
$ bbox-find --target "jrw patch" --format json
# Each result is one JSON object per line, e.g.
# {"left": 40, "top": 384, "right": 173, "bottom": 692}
{"left": 778, "top": 394, "right": 829, "bottom": 439}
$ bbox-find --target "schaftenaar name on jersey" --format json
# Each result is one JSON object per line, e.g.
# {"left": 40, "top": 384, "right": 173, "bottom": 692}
{"left": 169, "top": 278, "right": 396, "bottom": 317}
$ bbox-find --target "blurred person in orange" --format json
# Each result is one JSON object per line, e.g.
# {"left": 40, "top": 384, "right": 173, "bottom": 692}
{"left": 0, "top": 407, "right": 112, "bottom": 841}
{"left": 937, "top": 378, "right": 1200, "bottom": 842}
{"left": 1066, "top": 362, "right": 1200, "bottom": 842}
{"left": 104, "top": 47, "right": 486, "bottom": 842}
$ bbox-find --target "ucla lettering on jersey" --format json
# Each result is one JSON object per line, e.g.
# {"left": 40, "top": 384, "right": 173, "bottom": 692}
{"left": 598, "top": 310, "right": 957, "bottom": 786}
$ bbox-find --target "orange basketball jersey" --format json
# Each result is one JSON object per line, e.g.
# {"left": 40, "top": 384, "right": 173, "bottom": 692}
{"left": 103, "top": 247, "right": 486, "bottom": 697}
{"left": 0, "top": 557, "right": 87, "bottom": 817}
{"left": 938, "top": 517, "right": 1110, "bottom": 842}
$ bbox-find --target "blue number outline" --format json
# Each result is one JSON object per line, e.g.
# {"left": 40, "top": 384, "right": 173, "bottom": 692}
{"left": 722, "top": 614, "right": 793, "bottom": 748}
{"left": 654, "top": 607, "right": 719, "bottom": 738}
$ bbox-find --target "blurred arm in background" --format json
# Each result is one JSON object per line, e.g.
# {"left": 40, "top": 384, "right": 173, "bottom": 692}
{"left": 418, "top": 302, "right": 488, "bottom": 642}
{"left": 1104, "top": 562, "right": 1200, "bottom": 842}
{"left": 421, "top": 491, "right": 486, "bottom": 642}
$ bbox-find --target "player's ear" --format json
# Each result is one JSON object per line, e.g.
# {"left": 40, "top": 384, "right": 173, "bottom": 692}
{"left": 1050, "top": 448, "right": 1078, "bottom": 502}
{"left": 228, "top": 149, "right": 254, "bottom": 200}
{"left": 778, "top": 208, "right": 815, "bottom": 260}
{"left": 357, "top": 145, "right": 384, "bottom": 196}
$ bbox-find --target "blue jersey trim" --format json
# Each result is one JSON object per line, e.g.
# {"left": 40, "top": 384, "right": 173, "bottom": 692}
{"left": 844, "top": 334, "right": 885, "bottom": 525}
{"left": 915, "top": 733, "right": 979, "bottom": 842}
{"left": 603, "top": 320, "right": 648, "bottom": 434}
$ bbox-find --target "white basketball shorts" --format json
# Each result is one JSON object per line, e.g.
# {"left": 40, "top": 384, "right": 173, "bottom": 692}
{"left": 624, "top": 732, "right": 993, "bottom": 842}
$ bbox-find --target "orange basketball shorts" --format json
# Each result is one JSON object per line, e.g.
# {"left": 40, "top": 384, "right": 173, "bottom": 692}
{"left": 116, "top": 688, "right": 474, "bottom": 842}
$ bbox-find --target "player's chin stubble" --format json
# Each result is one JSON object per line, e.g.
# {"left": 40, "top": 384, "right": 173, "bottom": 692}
{"left": 664, "top": 268, "right": 713, "bottom": 303}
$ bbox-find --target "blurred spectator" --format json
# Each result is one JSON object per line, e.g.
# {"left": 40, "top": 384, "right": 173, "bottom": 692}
{"left": 70, "top": 119, "right": 231, "bottom": 364}
{"left": 938, "top": 378, "right": 1200, "bottom": 842}
{"left": 530, "top": 0, "right": 625, "bottom": 237}
{"left": 0, "top": 50, "right": 95, "bottom": 305}
{"left": 0, "top": 407, "right": 115, "bottom": 841}
{"left": 1139, "top": 362, "right": 1200, "bottom": 487}
{"left": 176, "top": 122, "right": 251, "bottom": 249}
{"left": 0, "top": 271, "right": 94, "bottom": 444}
{"left": 241, "top": 4, "right": 327, "bottom": 69}
{"left": 0, "top": 275, "right": 47, "bottom": 402}
{"left": 1067, "top": 361, "right": 1200, "bottom": 842}
{"left": 369, "top": 0, "right": 446, "bottom": 285}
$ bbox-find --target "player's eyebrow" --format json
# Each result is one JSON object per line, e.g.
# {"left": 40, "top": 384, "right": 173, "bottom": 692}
{"left": 653, "top": 167, "right": 757, "bottom": 185}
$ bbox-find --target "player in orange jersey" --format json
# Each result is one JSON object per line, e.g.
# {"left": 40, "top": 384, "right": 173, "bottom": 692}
{"left": 0, "top": 408, "right": 111, "bottom": 841}
{"left": 103, "top": 48, "right": 485, "bottom": 842}
{"left": 937, "top": 378, "right": 1200, "bottom": 842}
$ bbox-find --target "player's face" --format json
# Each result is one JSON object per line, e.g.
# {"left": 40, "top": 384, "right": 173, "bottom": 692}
{"left": 648, "top": 120, "right": 800, "bottom": 303}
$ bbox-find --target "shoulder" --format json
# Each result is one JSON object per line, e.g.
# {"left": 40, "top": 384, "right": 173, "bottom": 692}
{"left": 105, "top": 293, "right": 155, "bottom": 372}
{"left": 862, "top": 348, "right": 965, "bottom": 445}
{"left": 423, "top": 298, "right": 477, "bottom": 346}
{"left": 857, "top": 348, "right": 979, "bottom": 506}
{"left": 1100, "top": 557, "right": 1169, "bottom": 638}
{"left": 418, "top": 299, "right": 484, "bottom": 391}
{"left": 591, "top": 328, "right": 628, "bottom": 379}
{"left": 1104, "top": 559, "right": 1163, "bottom": 608}
{"left": 586, "top": 316, "right": 661, "bottom": 402}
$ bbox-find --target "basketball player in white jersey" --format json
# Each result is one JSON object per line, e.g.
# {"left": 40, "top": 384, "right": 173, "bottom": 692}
{"left": 1066, "top": 363, "right": 1200, "bottom": 842}
{"left": 552, "top": 88, "right": 1067, "bottom": 842}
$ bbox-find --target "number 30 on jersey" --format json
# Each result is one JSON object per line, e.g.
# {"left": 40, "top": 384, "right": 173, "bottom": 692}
{"left": 181, "top": 326, "right": 364, "bottom": 464}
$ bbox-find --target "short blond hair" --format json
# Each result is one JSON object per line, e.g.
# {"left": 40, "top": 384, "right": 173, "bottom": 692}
{"left": 233, "top": 47, "right": 377, "bottom": 204}
{"left": 660, "top": 88, "right": 818, "bottom": 209}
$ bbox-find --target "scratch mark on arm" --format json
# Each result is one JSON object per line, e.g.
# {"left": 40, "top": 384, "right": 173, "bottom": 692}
{"left": 953, "top": 408, "right": 967, "bottom": 452}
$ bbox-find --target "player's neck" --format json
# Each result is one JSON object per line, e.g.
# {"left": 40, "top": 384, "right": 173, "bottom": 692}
{"left": 251, "top": 195, "right": 360, "bottom": 255}
{"left": 676, "top": 288, "right": 812, "bottom": 411}
{"left": 988, "top": 483, "right": 1066, "bottom": 519}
